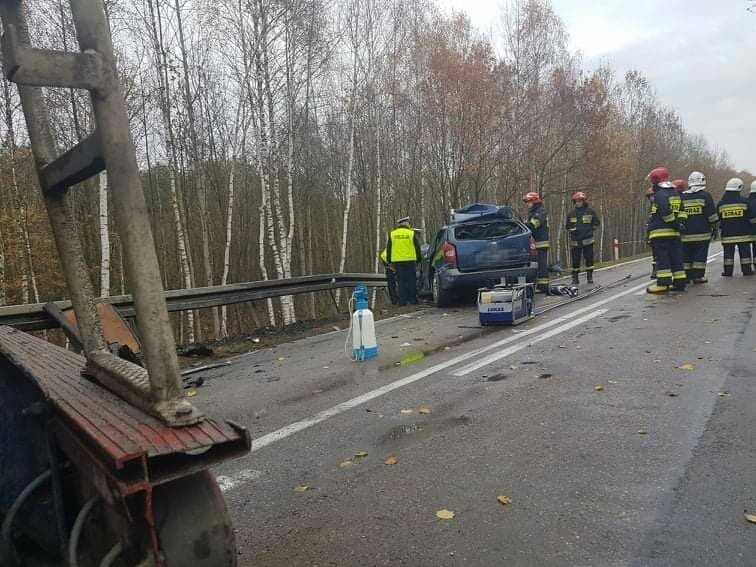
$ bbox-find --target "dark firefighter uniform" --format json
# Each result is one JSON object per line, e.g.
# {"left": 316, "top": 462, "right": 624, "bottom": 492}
{"left": 680, "top": 189, "right": 717, "bottom": 282}
{"left": 750, "top": 185, "right": 756, "bottom": 263}
{"left": 648, "top": 184, "right": 687, "bottom": 291}
{"left": 717, "top": 179, "right": 754, "bottom": 276}
{"left": 386, "top": 219, "right": 422, "bottom": 305}
{"left": 379, "top": 249, "right": 398, "bottom": 305}
{"left": 526, "top": 200, "right": 550, "bottom": 291}
{"left": 566, "top": 202, "right": 600, "bottom": 284}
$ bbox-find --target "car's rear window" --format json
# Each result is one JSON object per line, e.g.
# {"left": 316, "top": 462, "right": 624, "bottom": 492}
{"left": 453, "top": 221, "right": 522, "bottom": 240}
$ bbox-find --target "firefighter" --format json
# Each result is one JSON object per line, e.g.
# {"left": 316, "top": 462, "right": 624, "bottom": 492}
{"left": 750, "top": 181, "right": 756, "bottom": 263}
{"left": 679, "top": 172, "right": 717, "bottom": 283}
{"left": 646, "top": 166, "right": 687, "bottom": 293}
{"left": 565, "top": 191, "right": 600, "bottom": 284}
{"left": 379, "top": 248, "right": 398, "bottom": 305}
{"left": 523, "top": 192, "right": 550, "bottom": 292}
{"left": 386, "top": 216, "right": 422, "bottom": 305}
{"left": 717, "top": 178, "right": 754, "bottom": 277}
{"left": 646, "top": 186, "right": 657, "bottom": 278}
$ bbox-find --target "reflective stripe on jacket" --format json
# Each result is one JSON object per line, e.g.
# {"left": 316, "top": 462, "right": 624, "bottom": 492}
{"left": 527, "top": 203, "right": 549, "bottom": 248}
{"left": 717, "top": 192, "right": 753, "bottom": 242}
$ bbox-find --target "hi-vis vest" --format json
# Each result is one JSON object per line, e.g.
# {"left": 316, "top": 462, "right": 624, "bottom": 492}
{"left": 389, "top": 227, "right": 417, "bottom": 262}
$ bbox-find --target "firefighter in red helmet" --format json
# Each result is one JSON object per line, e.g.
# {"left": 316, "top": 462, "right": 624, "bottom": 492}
{"left": 565, "top": 191, "right": 600, "bottom": 284}
{"left": 645, "top": 186, "right": 657, "bottom": 279}
{"left": 646, "top": 167, "right": 688, "bottom": 293}
{"left": 523, "top": 192, "right": 549, "bottom": 292}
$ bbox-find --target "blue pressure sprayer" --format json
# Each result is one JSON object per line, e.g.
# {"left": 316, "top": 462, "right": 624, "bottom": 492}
{"left": 348, "top": 286, "right": 378, "bottom": 361}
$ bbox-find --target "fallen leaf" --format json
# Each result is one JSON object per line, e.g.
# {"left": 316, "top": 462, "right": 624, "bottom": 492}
{"left": 294, "top": 485, "right": 310, "bottom": 492}
{"left": 339, "top": 460, "right": 354, "bottom": 469}
{"left": 354, "top": 451, "right": 369, "bottom": 458}
{"left": 638, "top": 429, "right": 649, "bottom": 435}
{"left": 718, "top": 391, "right": 731, "bottom": 398}
{"left": 746, "top": 513, "right": 756, "bottom": 524}
{"left": 277, "top": 357, "right": 286, "bottom": 361}
{"left": 497, "top": 495, "right": 512, "bottom": 506}
{"left": 436, "top": 509, "right": 455, "bottom": 520}
{"left": 677, "top": 363, "right": 695, "bottom": 371}
{"left": 419, "top": 408, "right": 431, "bottom": 415}
{"left": 400, "top": 409, "right": 414, "bottom": 414}
{"left": 594, "top": 385, "right": 604, "bottom": 391}
{"left": 185, "top": 389, "right": 198, "bottom": 397}
{"left": 384, "top": 456, "right": 398, "bottom": 466}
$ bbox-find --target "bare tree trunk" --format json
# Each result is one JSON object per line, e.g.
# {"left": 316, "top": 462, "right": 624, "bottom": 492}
{"left": 99, "top": 171, "right": 110, "bottom": 297}
{"left": 334, "top": 3, "right": 361, "bottom": 306}
{"left": 0, "top": 225, "right": 6, "bottom": 307}
{"left": 148, "top": 0, "right": 195, "bottom": 342}
{"left": 371, "top": 120, "right": 382, "bottom": 307}
{"left": 220, "top": 157, "right": 237, "bottom": 337}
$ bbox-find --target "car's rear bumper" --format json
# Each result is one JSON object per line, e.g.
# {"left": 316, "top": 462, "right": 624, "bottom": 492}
{"left": 439, "top": 263, "right": 538, "bottom": 290}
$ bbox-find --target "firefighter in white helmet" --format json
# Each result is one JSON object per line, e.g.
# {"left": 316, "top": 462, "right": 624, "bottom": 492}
{"left": 680, "top": 171, "right": 718, "bottom": 283}
{"left": 717, "top": 178, "right": 754, "bottom": 276}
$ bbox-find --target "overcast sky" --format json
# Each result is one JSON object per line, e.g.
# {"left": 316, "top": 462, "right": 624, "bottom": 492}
{"left": 438, "top": 0, "right": 756, "bottom": 176}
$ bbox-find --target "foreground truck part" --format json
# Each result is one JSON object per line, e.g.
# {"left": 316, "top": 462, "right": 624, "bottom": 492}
{"left": 0, "top": 0, "right": 249, "bottom": 563}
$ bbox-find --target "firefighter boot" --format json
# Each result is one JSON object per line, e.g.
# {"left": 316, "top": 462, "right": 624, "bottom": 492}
{"left": 646, "top": 284, "right": 669, "bottom": 294}
{"left": 743, "top": 263, "right": 754, "bottom": 276}
{"left": 586, "top": 270, "right": 593, "bottom": 284}
{"left": 571, "top": 271, "right": 579, "bottom": 285}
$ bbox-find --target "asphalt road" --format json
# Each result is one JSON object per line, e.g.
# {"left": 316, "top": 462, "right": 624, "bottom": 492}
{"left": 195, "top": 247, "right": 756, "bottom": 566}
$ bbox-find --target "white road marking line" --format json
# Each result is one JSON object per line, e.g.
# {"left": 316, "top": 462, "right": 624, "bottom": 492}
{"left": 246, "top": 278, "right": 651, "bottom": 457}
{"left": 217, "top": 469, "right": 262, "bottom": 492}
{"left": 451, "top": 309, "right": 607, "bottom": 376}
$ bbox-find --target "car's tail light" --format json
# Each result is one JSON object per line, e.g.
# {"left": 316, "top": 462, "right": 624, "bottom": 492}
{"left": 529, "top": 236, "right": 537, "bottom": 257}
{"left": 442, "top": 242, "right": 457, "bottom": 267}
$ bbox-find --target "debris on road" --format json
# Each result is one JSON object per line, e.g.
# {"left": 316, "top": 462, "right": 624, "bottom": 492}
{"left": 339, "top": 460, "right": 354, "bottom": 469}
{"left": 745, "top": 513, "right": 756, "bottom": 524}
{"left": 294, "top": 485, "right": 311, "bottom": 492}
{"left": 400, "top": 409, "right": 414, "bottom": 414}
{"left": 181, "top": 361, "right": 230, "bottom": 376}
{"left": 594, "top": 385, "right": 604, "bottom": 391}
{"left": 497, "top": 495, "right": 512, "bottom": 506}
{"left": 354, "top": 451, "right": 369, "bottom": 458}
{"left": 384, "top": 456, "right": 398, "bottom": 466}
{"left": 419, "top": 408, "right": 432, "bottom": 415}
{"left": 185, "top": 388, "right": 198, "bottom": 397}
{"left": 718, "top": 391, "right": 731, "bottom": 398}
{"left": 400, "top": 342, "right": 412, "bottom": 347}
{"left": 538, "top": 373, "right": 553, "bottom": 379}
{"left": 638, "top": 428, "right": 649, "bottom": 435}
{"left": 665, "top": 391, "right": 679, "bottom": 397}
{"left": 677, "top": 363, "right": 695, "bottom": 371}
{"left": 436, "top": 509, "right": 455, "bottom": 520}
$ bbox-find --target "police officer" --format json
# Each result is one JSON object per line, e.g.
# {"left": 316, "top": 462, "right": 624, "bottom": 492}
{"left": 379, "top": 249, "right": 398, "bottom": 305}
{"left": 679, "top": 172, "right": 718, "bottom": 283}
{"left": 646, "top": 167, "right": 687, "bottom": 293}
{"left": 523, "top": 192, "right": 549, "bottom": 292}
{"left": 386, "top": 217, "right": 422, "bottom": 305}
{"left": 750, "top": 181, "right": 756, "bottom": 264}
{"left": 717, "top": 178, "right": 754, "bottom": 277}
{"left": 565, "top": 191, "right": 600, "bottom": 284}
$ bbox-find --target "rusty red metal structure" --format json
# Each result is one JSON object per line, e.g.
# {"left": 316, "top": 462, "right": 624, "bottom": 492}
{"left": 0, "top": 0, "right": 249, "bottom": 563}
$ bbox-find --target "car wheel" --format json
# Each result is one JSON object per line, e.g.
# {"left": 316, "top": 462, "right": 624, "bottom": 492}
{"left": 432, "top": 274, "right": 453, "bottom": 307}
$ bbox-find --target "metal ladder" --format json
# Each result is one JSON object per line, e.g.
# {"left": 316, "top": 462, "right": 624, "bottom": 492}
{"left": 0, "top": 0, "right": 201, "bottom": 427}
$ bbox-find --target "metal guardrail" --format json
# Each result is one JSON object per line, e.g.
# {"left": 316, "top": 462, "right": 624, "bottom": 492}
{"left": 0, "top": 273, "right": 387, "bottom": 331}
